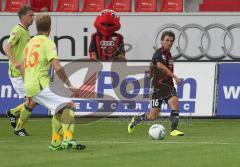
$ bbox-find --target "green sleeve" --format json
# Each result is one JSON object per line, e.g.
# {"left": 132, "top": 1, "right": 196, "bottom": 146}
{"left": 45, "top": 41, "right": 58, "bottom": 62}
{"left": 8, "top": 27, "right": 20, "bottom": 46}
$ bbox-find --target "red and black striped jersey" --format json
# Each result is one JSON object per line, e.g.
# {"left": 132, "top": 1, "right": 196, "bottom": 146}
{"left": 89, "top": 32, "right": 125, "bottom": 61}
{"left": 151, "top": 47, "right": 174, "bottom": 86}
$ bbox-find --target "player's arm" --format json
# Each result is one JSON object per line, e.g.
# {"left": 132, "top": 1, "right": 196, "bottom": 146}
{"left": 4, "top": 43, "right": 22, "bottom": 70}
{"left": 156, "top": 62, "right": 182, "bottom": 85}
{"left": 45, "top": 41, "right": 77, "bottom": 91}
{"left": 50, "top": 59, "right": 72, "bottom": 87}
{"left": 51, "top": 59, "right": 79, "bottom": 95}
{"left": 5, "top": 28, "right": 23, "bottom": 70}
{"left": 147, "top": 63, "right": 154, "bottom": 79}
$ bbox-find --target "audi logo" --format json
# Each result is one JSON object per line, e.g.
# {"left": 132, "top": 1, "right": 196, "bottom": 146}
{"left": 100, "top": 40, "right": 115, "bottom": 47}
{"left": 154, "top": 23, "right": 240, "bottom": 61}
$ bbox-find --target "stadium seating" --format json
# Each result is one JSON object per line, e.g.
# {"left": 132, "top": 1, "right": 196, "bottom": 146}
{"left": 4, "top": 0, "right": 28, "bottom": 12}
{"left": 30, "top": 0, "right": 53, "bottom": 12}
{"left": 160, "top": 0, "right": 183, "bottom": 12}
{"left": 56, "top": 0, "right": 79, "bottom": 12}
{"left": 81, "top": 0, "right": 105, "bottom": 12}
{"left": 135, "top": 0, "right": 157, "bottom": 12}
{"left": 199, "top": 0, "right": 240, "bottom": 12}
{"left": 106, "top": 0, "right": 132, "bottom": 12}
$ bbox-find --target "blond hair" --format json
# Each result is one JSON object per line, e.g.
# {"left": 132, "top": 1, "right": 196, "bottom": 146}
{"left": 35, "top": 14, "right": 51, "bottom": 32}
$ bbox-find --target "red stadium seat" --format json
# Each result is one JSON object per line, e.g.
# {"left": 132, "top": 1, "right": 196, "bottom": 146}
{"left": 81, "top": 0, "right": 105, "bottom": 12}
{"left": 106, "top": 0, "right": 131, "bottom": 12}
{"left": 56, "top": 0, "right": 79, "bottom": 12}
{"left": 0, "top": 0, "right": 2, "bottom": 11}
{"left": 30, "top": 0, "right": 53, "bottom": 12}
{"left": 4, "top": 0, "right": 28, "bottom": 12}
{"left": 199, "top": 0, "right": 240, "bottom": 12}
{"left": 160, "top": 0, "right": 183, "bottom": 12}
{"left": 135, "top": 0, "right": 157, "bottom": 12}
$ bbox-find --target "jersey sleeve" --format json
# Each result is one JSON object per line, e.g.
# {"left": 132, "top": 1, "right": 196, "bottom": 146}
{"left": 45, "top": 41, "right": 58, "bottom": 62}
{"left": 8, "top": 27, "right": 20, "bottom": 46}
{"left": 153, "top": 50, "right": 165, "bottom": 64}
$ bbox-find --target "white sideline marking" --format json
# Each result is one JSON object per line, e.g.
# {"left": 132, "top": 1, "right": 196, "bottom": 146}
{"left": 0, "top": 140, "right": 239, "bottom": 145}
{"left": 81, "top": 141, "right": 239, "bottom": 145}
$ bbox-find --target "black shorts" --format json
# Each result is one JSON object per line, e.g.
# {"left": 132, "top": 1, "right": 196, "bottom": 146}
{"left": 150, "top": 85, "right": 177, "bottom": 108}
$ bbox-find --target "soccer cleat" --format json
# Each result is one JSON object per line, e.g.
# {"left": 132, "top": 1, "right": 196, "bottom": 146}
{"left": 170, "top": 130, "right": 184, "bottom": 136}
{"left": 49, "top": 144, "right": 62, "bottom": 151}
{"left": 14, "top": 129, "right": 29, "bottom": 136}
{"left": 61, "top": 139, "right": 86, "bottom": 150}
{"left": 128, "top": 116, "right": 140, "bottom": 134}
{"left": 6, "top": 110, "right": 17, "bottom": 129}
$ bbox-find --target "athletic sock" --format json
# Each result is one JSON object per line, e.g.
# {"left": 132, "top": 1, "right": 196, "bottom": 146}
{"left": 138, "top": 112, "right": 148, "bottom": 121}
{"left": 170, "top": 110, "right": 179, "bottom": 131}
{"left": 10, "top": 103, "right": 25, "bottom": 117}
{"left": 61, "top": 108, "right": 75, "bottom": 141}
{"left": 51, "top": 116, "right": 62, "bottom": 146}
{"left": 15, "top": 105, "right": 32, "bottom": 131}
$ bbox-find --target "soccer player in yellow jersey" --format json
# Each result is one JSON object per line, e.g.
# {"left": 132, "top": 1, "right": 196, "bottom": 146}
{"left": 23, "top": 14, "right": 86, "bottom": 150}
{"left": 5, "top": 5, "right": 35, "bottom": 136}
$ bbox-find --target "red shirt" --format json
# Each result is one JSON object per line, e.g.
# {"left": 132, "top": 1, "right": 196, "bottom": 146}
{"left": 152, "top": 47, "right": 174, "bottom": 86}
{"left": 89, "top": 32, "right": 125, "bottom": 61}
{"left": 30, "top": 0, "right": 53, "bottom": 12}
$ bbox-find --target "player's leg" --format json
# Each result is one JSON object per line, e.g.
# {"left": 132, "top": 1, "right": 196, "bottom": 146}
{"left": 49, "top": 114, "right": 63, "bottom": 150}
{"left": 11, "top": 103, "right": 32, "bottom": 135}
{"left": 6, "top": 103, "right": 24, "bottom": 129}
{"left": 168, "top": 96, "right": 184, "bottom": 136}
{"left": 32, "top": 86, "right": 86, "bottom": 150}
{"left": 14, "top": 97, "right": 37, "bottom": 136}
{"left": 6, "top": 77, "right": 29, "bottom": 130}
{"left": 7, "top": 103, "right": 24, "bottom": 118}
{"left": 60, "top": 102, "right": 86, "bottom": 150}
{"left": 128, "top": 99, "right": 161, "bottom": 133}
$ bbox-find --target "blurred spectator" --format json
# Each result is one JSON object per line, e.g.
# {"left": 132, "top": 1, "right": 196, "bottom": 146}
{"left": 30, "top": 0, "right": 52, "bottom": 12}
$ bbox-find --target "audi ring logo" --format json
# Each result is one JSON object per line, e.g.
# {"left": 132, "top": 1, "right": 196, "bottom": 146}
{"left": 154, "top": 23, "right": 240, "bottom": 61}
{"left": 100, "top": 40, "right": 115, "bottom": 47}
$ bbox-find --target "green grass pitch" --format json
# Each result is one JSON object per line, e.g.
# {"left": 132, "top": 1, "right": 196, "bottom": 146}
{"left": 0, "top": 117, "right": 240, "bottom": 167}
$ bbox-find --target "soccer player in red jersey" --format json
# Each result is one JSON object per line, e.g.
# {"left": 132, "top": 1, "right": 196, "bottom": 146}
{"left": 128, "top": 31, "right": 184, "bottom": 136}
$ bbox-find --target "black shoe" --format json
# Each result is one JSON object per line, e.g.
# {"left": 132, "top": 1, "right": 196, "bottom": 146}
{"left": 14, "top": 129, "right": 29, "bottom": 136}
{"left": 6, "top": 110, "right": 17, "bottom": 129}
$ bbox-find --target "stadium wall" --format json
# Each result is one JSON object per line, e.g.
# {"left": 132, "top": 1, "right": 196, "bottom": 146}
{"left": 3, "top": 61, "right": 240, "bottom": 118}
{"left": 0, "top": 61, "right": 221, "bottom": 117}
{"left": 1, "top": 13, "right": 240, "bottom": 61}
{"left": 1, "top": 13, "right": 240, "bottom": 117}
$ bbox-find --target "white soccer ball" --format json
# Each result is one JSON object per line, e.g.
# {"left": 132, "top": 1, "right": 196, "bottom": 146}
{"left": 148, "top": 124, "right": 166, "bottom": 140}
